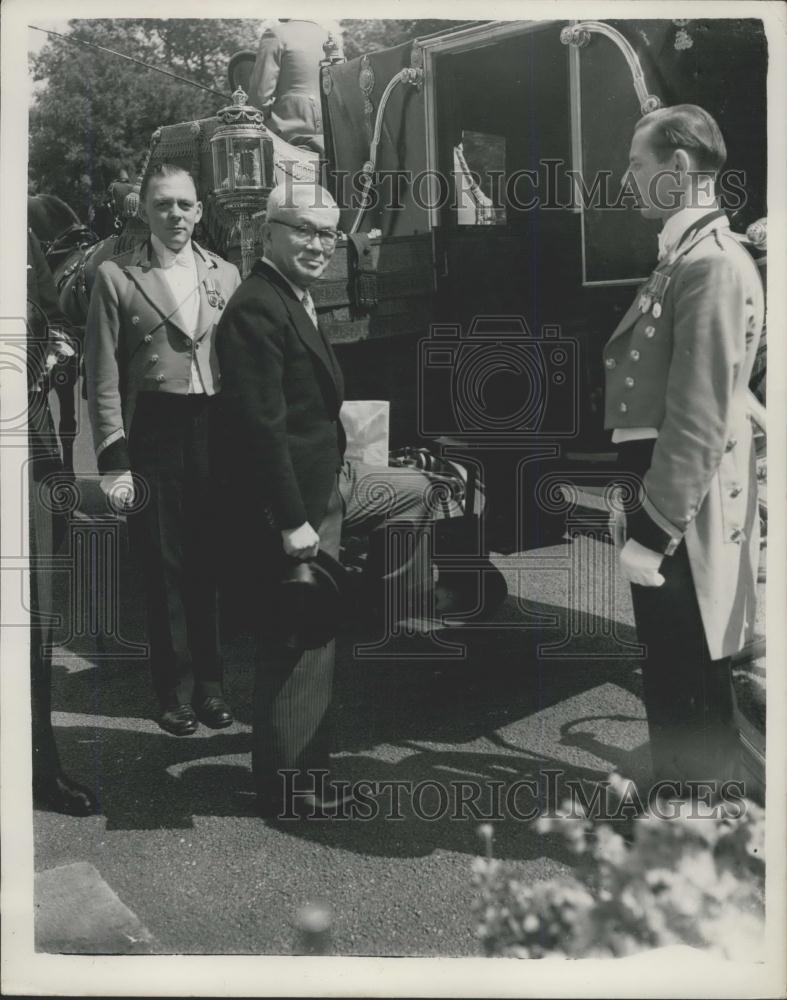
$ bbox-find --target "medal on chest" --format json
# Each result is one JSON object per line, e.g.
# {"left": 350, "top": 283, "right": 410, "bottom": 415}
{"left": 638, "top": 269, "right": 670, "bottom": 318}
{"left": 203, "top": 272, "right": 225, "bottom": 310}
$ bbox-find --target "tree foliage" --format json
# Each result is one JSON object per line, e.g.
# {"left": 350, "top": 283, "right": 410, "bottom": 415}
{"left": 338, "top": 19, "right": 466, "bottom": 60}
{"left": 29, "top": 19, "right": 260, "bottom": 212}
{"left": 28, "top": 18, "right": 467, "bottom": 214}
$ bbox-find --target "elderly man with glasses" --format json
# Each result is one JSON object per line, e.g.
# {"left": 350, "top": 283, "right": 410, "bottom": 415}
{"left": 217, "top": 183, "right": 443, "bottom": 818}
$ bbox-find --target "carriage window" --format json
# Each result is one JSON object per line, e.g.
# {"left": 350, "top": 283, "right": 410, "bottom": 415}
{"left": 453, "top": 130, "right": 506, "bottom": 226}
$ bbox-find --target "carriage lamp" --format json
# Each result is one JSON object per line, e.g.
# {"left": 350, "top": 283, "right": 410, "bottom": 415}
{"left": 210, "top": 87, "right": 274, "bottom": 276}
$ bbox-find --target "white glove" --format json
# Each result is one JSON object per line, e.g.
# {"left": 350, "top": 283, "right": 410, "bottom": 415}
{"left": 619, "top": 538, "right": 665, "bottom": 587}
{"left": 45, "top": 329, "right": 76, "bottom": 374}
{"left": 100, "top": 471, "right": 135, "bottom": 511}
{"left": 281, "top": 521, "right": 319, "bottom": 560}
{"left": 610, "top": 509, "right": 627, "bottom": 552}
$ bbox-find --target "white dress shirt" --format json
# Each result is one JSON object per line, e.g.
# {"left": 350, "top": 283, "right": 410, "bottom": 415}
{"left": 657, "top": 203, "right": 719, "bottom": 261}
{"left": 151, "top": 234, "right": 204, "bottom": 393}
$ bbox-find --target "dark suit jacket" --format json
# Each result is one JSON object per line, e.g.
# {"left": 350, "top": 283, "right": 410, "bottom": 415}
{"left": 216, "top": 259, "right": 345, "bottom": 533}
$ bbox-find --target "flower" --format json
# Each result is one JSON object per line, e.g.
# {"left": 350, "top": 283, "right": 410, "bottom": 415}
{"left": 471, "top": 777, "right": 765, "bottom": 959}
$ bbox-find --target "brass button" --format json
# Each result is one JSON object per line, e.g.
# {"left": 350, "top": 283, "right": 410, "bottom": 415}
{"left": 150, "top": 354, "right": 159, "bottom": 363}
{"left": 156, "top": 374, "right": 166, "bottom": 383}
{"left": 144, "top": 334, "right": 153, "bottom": 343}
{"left": 131, "top": 315, "right": 140, "bottom": 325}
{"left": 645, "top": 326, "right": 655, "bottom": 338}
{"left": 729, "top": 486, "right": 742, "bottom": 498}
{"left": 630, "top": 349, "right": 640, "bottom": 361}
{"left": 605, "top": 358, "right": 616, "bottom": 370}
{"left": 619, "top": 402, "right": 628, "bottom": 413}
{"left": 624, "top": 377, "right": 635, "bottom": 388}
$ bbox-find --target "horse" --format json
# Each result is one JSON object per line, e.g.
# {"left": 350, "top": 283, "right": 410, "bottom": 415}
{"left": 27, "top": 193, "right": 82, "bottom": 247}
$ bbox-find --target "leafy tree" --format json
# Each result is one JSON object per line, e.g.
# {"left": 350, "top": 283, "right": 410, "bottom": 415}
{"left": 29, "top": 19, "right": 260, "bottom": 214}
{"left": 29, "top": 18, "right": 468, "bottom": 215}
{"left": 339, "top": 19, "right": 468, "bottom": 60}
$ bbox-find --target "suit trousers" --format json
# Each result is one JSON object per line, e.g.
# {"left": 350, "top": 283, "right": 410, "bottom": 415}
{"left": 252, "top": 460, "right": 443, "bottom": 805}
{"left": 128, "top": 393, "right": 223, "bottom": 710}
{"left": 618, "top": 442, "right": 739, "bottom": 789}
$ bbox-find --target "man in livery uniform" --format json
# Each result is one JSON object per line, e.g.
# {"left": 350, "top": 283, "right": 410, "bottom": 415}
{"left": 605, "top": 105, "right": 764, "bottom": 793}
{"left": 85, "top": 164, "right": 241, "bottom": 736}
{"left": 247, "top": 19, "right": 335, "bottom": 153}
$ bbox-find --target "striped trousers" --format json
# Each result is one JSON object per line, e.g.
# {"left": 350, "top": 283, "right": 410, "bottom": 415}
{"left": 252, "top": 460, "right": 448, "bottom": 806}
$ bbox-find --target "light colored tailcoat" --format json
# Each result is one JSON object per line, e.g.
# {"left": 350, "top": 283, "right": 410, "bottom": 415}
{"left": 85, "top": 240, "right": 240, "bottom": 471}
{"left": 604, "top": 215, "right": 764, "bottom": 659}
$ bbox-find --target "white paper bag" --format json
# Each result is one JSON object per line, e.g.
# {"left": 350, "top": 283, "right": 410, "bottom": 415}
{"left": 340, "top": 400, "right": 390, "bottom": 466}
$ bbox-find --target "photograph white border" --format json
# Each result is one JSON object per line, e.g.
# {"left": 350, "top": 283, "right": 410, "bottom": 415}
{"left": 3, "top": 0, "right": 786, "bottom": 996}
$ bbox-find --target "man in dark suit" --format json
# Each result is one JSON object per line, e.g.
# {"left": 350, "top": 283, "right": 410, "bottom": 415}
{"left": 85, "top": 164, "right": 241, "bottom": 736}
{"left": 247, "top": 19, "right": 337, "bottom": 153}
{"left": 605, "top": 105, "right": 764, "bottom": 796}
{"left": 217, "top": 182, "right": 441, "bottom": 816}
{"left": 27, "top": 229, "right": 96, "bottom": 814}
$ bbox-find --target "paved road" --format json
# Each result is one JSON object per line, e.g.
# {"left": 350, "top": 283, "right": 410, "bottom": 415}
{"left": 32, "top": 391, "right": 764, "bottom": 956}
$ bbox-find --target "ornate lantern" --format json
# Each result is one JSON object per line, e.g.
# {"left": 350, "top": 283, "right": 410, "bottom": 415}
{"left": 210, "top": 87, "right": 274, "bottom": 276}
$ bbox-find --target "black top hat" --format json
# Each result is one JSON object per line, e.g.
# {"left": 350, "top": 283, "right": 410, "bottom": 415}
{"left": 272, "top": 549, "right": 348, "bottom": 650}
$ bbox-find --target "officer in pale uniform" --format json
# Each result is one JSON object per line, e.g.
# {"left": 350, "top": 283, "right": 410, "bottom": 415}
{"left": 248, "top": 19, "right": 339, "bottom": 153}
{"left": 85, "top": 164, "right": 241, "bottom": 736}
{"left": 604, "top": 105, "right": 764, "bottom": 794}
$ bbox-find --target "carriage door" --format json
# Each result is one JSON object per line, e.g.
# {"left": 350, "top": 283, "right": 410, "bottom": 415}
{"left": 430, "top": 23, "right": 579, "bottom": 332}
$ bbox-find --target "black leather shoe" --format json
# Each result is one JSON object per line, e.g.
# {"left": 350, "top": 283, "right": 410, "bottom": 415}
{"left": 33, "top": 772, "right": 98, "bottom": 816}
{"left": 159, "top": 705, "right": 198, "bottom": 736}
{"left": 257, "top": 788, "right": 357, "bottom": 822}
{"left": 290, "top": 784, "right": 358, "bottom": 820}
{"left": 193, "top": 696, "right": 233, "bottom": 730}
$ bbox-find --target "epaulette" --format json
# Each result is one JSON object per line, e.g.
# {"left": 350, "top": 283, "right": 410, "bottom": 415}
{"left": 193, "top": 243, "right": 222, "bottom": 269}
{"left": 206, "top": 248, "right": 229, "bottom": 265}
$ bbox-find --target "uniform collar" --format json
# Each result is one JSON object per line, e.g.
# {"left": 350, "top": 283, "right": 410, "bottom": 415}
{"left": 151, "top": 233, "right": 196, "bottom": 270}
{"left": 657, "top": 204, "right": 724, "bottom": 261}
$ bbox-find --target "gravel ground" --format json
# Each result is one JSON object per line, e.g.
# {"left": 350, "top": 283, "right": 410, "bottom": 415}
{"left": 31, "top": 396, "right": 765, "bottom": 956}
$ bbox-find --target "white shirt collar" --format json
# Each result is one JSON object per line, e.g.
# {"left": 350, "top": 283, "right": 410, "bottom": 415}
{"left": 657, "top": 204, "right": 721, "bottom": 261}
{"left": 261, "top": 256, "right": 306, "bottom": 301}
{"left": 151, "top": 233, "right": 196, "bottom": 270}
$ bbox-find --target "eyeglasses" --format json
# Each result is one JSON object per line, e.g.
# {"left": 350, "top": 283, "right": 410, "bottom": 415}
{"left": 269, "top": 218, "right": 340, "bottom": 248}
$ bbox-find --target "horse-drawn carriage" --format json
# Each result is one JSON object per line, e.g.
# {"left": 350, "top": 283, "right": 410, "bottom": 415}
{"left": 30, "top": 17, "right": 769, "bottom": 794}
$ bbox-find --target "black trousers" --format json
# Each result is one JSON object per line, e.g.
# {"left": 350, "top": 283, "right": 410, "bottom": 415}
{"left": 128, "top": 393, "right": 223, "bottom": 711}
{"left": 617, "top": 441, "right": 739, "bottom": 788}
{"left": 29, "top": 470, "right": 67, "bottom": 784}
